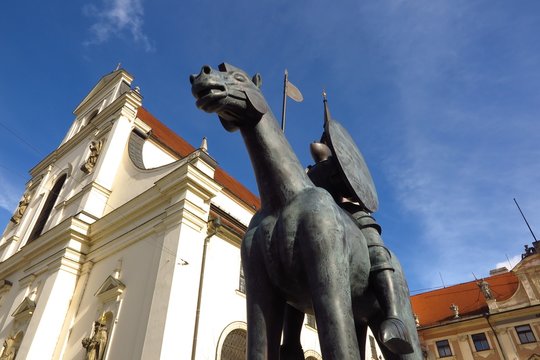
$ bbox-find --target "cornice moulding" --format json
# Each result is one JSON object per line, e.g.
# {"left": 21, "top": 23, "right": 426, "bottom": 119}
{"left": 0, "top": 217, "right": 90, "bottom": 277}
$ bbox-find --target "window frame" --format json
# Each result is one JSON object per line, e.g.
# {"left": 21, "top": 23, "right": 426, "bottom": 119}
{"left": 471, "top": 332, "right": 490, "bottom": 351}
{"left": 435, "top": 339, "right": 453, "bottom": 358}
{"left": 515, "top": 324, "right": 536, "bottom": 344}
{"left": 238, "top": 263, "right": 246, "bottom": 294}
{"left": 306, "top": 313, "right": 317, "bottom": 330}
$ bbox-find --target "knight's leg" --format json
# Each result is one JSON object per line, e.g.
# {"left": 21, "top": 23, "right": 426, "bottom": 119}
{"left": 299, "top": 217, "right": 361, "bottom": 359}
{"left": 353, "top": 210, "right": 413, "bottom": 355}
{"left": 368, "top": 242, "right": 413, "bottom": 354}
{"left": 280, "top": 305, "right": 305, "bottom": 360}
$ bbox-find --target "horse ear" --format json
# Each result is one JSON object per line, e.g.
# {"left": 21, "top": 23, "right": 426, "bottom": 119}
{"left": 252, "top": 73, "right": 263, "bottom": 88}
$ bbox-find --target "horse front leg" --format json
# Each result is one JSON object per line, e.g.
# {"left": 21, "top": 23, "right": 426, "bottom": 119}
{"left": 299, "top": 220, "right": 361, "bottom": 359}
{"left": 242, "top": 232, "right": 284, "bottom": 359}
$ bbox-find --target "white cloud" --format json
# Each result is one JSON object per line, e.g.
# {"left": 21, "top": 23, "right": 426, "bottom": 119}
{"left": 495, "top": 254, "right": 521, "bottom": 271}
{"left": 83, "top": 0, "right": 154, "bottom": 52}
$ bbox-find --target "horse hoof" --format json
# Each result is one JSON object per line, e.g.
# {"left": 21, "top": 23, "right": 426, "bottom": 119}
{"left": 379, "top": 318, "right": 414, "bottom": 354}
{"left": 280, "top": 343, "right": 305, "bottom": 360}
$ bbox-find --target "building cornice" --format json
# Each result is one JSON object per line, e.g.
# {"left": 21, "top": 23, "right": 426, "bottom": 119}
{"left": 0, "top": 217, "right": 90, "bottom": 279}
{"left": 418, "top": 303, "right": 540, "bottom": 335}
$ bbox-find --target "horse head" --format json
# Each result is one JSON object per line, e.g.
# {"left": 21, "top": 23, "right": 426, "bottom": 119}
{"left": 190, "top": 63, "right": 268, "bottom": 132}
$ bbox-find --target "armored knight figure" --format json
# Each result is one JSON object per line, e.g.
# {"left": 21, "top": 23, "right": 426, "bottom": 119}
{"left": 314, "top": 96, "right": 412, "bottom": 352}
{"left": 281, "top": 95, "right": 413, "bottom": 358}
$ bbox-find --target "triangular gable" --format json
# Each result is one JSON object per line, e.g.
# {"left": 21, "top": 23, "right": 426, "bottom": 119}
{"left": 11, "top": 297, "right": 36, "bottom": 319}
{"left": 74, "top": 69, "right": 134, "bottom": 115}
{"left": 94, "top": 276, "right": 126, "bottom": 302}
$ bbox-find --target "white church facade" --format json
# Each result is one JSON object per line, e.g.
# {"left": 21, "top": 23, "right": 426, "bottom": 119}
{"left": 0, "top": 68, "right": 327, "bottom": 360}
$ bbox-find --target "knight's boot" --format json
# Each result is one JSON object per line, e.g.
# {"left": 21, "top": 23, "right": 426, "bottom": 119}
{"left": 373, "top": 269, "right": 414, "bottom": 354}
{"left": 379, "top": 317, "right": 413, "bottom": 354}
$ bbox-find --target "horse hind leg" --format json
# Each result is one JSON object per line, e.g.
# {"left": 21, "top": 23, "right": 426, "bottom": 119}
{"left": 280, "top": 305, "right": 305, "bottom": 360}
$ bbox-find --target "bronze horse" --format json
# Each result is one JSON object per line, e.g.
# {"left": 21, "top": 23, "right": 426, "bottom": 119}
{"left": 190, "top": 63, "right": 421, "bottom": 359}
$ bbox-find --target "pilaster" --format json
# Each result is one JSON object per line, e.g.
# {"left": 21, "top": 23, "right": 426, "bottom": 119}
{"left": 140, "top": 155, "right": 221, "bottom": 360}
{"left": 17, "top": 255, "right": 82, "bottom": 360}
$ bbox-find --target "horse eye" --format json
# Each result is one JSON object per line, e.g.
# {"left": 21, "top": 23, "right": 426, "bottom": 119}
{"left": 234, "top": 73, "right": 247, "bottom": 82}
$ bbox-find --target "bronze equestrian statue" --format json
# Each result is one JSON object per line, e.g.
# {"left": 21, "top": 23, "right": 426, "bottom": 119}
{"left": 190, "top": 63, "right": 421, "bottom": 359}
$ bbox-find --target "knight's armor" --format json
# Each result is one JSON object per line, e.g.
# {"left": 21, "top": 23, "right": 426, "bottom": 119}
{"left": 307, "top": 137, "right": 413, "bottom": 355}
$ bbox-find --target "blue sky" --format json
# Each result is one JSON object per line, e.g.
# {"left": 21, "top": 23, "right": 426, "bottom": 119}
{"left": 1, "top": 0, "right": 539, "bottom": 293}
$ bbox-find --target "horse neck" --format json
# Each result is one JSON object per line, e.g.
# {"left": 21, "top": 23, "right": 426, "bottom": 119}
{"left": 240, "top": 111, "right": 311, "bottom": 211}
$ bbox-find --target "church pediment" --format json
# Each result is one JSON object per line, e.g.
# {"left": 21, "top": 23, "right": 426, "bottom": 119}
{"left": 11, "top": 297, "right": 36, "bottom": 320}
{"left": 74, "top": 68, "right": 134, "bottom": 116}
{"left": 95, "top": 276, "right": 125, "bottom": 302}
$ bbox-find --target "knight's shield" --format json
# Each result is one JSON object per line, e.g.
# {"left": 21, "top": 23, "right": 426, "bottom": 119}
{"left": 325, "top": 118, "right": 379, "bottom": 212}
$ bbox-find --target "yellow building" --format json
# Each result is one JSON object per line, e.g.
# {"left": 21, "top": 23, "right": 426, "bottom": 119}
{"left": 412, "top": 242, "right": 540, "bottom": 360}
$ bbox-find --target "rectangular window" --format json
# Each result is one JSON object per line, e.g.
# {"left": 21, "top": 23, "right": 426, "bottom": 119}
{"left": 238, "top": 264, "right": 246, "bottom": 294}
{"left": 471, "top": 333, "right": 490, "bottom": 351}
{"left": 436, "top": 340, "right": 452, "bottom": 357}
{"left": 369, "top": 335, "right": 379, "bottom": 360}
{"left": 306, "top": 314, "right": 317, "bottom": 330}
{"left": 516, "top": 324, "right": 536, "bottom": 344}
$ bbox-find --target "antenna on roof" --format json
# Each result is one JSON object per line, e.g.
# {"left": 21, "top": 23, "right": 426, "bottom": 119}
{"left": 513, "top": 198, "right": 537, "bottom": 241}
{"left": 115, "top": 62, "right": 122, "bottom": 71}
{"left": 439, "top": 272, "right": 446, "bottom": 288}
{"left": 505, "top": 254, "right": 514, "bottom": 269}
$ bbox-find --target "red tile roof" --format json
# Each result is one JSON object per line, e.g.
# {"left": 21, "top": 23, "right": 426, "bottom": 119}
{"left": 411, "top": 271, "right": 519, "bottom": 327}
{"left": 136, "top": 107, "right": 261, "bottom": 210}
{"left": 137, "top": 107, "right": 196, "bottom": 157}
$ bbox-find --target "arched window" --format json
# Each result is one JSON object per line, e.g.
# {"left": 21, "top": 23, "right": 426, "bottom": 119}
{"left": 27, "top": 174, "right": 67, "bottom": 243}
{"left": 220, "top": 328, "right": 246, "bottom": 360}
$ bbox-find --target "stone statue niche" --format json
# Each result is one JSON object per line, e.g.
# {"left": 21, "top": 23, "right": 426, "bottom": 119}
{"left": 81, "top": 140, "right": 103, "bottom": 174}
{"left": 10, "top": 193, "right": 31, "bottom": 225}
{"left": 82, "top": 314, "right": 109, "bottom": 360}
{"left": 0, "top": 332, "right": 23, "bottom": 360}
{"left": 190, "top": 63, "right": 422, "bottom": 360}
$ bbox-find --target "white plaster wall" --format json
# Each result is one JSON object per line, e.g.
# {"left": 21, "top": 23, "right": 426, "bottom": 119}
{"left": 194, "top": 234, "right": 246, "bottom": 358}
{"left": 142, "top": 141, "right": 176, "bottom": 169}
{"left": 154, "top": 222, "right": 208, "bottom": 360}
{"left": 105, "top": 139, "right": 183, "bottom": 213}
